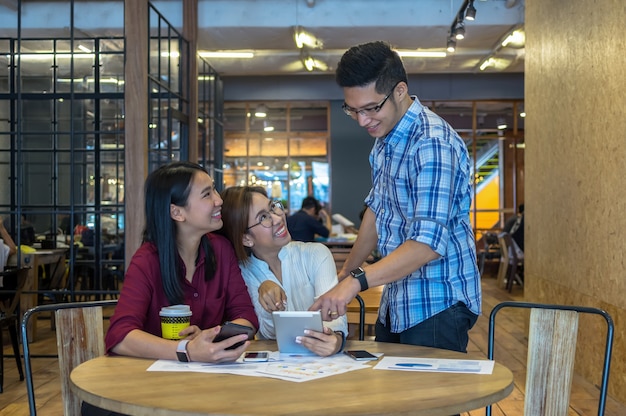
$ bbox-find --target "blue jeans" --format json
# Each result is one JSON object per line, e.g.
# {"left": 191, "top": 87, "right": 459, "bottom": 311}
{"left": 375, "top": 302, "right": 478, "bottom": 353}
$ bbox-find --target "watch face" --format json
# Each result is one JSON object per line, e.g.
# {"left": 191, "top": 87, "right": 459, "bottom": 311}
{"left": 351, "top": 268, "right": 364, "bottom": 277}
{"left": 176, "top": 340, "right": 190, "bottom": 362}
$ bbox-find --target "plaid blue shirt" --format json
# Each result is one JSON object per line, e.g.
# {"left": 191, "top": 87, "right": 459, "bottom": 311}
{"left": 365, "top": 97, "right": 481, "bottom": 333}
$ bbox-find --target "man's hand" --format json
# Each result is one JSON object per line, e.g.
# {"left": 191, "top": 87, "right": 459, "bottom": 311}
{"left": 308, "top": 277, "right": 361, "bottom": 321}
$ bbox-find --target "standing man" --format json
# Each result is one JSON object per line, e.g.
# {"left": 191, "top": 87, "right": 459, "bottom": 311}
{"left": 310, "top": 41, "right": 481, "bottom": 353}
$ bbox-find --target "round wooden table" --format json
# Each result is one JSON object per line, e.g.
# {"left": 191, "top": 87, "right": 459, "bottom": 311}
{"left": 71, "top": 340, "right": 513, "bottom": 416}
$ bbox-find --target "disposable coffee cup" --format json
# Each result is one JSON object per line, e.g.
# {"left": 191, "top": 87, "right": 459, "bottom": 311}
{"left": 160, "top": 305, "right": 192, "bottom": 340}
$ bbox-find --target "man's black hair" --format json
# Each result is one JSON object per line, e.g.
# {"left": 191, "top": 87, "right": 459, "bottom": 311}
{"left": 335, "top": 41, "right": 408, "bottom": 94}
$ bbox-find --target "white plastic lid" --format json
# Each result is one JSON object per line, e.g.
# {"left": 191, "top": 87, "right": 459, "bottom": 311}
{"left": 159, "top": 304, "right": 192, "bottom": 317}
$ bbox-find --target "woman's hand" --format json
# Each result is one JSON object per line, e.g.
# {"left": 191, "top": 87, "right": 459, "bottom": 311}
{"left": 258, "top": 281, "right": 287, "bottom": 312}
{"left": 295, "top": 326, "right": 342, "bottom": 357}
{"left": 185, "top": 326, "right": 250, "bottom": 363}
{"left": 179, "top": 325, "right": 202, "bottom": 340}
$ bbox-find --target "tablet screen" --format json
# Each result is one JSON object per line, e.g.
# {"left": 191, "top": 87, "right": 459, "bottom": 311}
{"left": 272, "top": 311, "right": 323, "bottom": 355}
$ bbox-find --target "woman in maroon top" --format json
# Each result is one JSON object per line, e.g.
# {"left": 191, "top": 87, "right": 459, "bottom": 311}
{"left": 104, "top": 162, "right": 258, "bottom": 363}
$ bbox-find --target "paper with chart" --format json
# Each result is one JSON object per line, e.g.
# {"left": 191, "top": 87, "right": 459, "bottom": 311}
{"left": 373, "top": 356, "right": 494, "bottom": 374}
{"left": 147, "top": 351, "right": 370, "bottom": 382}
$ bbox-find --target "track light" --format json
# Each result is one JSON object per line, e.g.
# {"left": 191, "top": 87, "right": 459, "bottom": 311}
{"left": 479, "top": 57, "right": 496, "bottom": 71}
{"left": 502, "top": 30, "right": 526, "bottom": 47}
{"left": 446, "top": 38, "right": 456, "bottom": 53}
{"left": 454, "top": 22, "right": 465, "bottom": 40}
{"left": 497, "top": 117, "right": 508, "bottom": 130}
{"left": 446, "top": 0, "right": 476, "bottom": 47}
{"left": 293, "top": 26, "right": 323, "bottom": 49}
{"left": 465, "top": 1, "right": 476, "bottom": 21}
{"left": 303, "top": 55, "right": 315, "bottom": 71}
{"left": 300, "top": 52, "right": 328, "bottom": 72}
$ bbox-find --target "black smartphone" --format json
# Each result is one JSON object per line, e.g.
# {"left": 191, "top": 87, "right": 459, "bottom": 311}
{"left": 243, "top": 351, "right": 270, "bottom": 362}
{"left": 344, "top": 350, "right": 378, "bottom": 361}
{"left": 213, "top": 322, "right": 255, "bottom": 350}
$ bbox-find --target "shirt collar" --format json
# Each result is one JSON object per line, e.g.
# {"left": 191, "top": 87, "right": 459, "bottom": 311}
{"left": 380, "top": 96, "right": 424, "bottom": 145}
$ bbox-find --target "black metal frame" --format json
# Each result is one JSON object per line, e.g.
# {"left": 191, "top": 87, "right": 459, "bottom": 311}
{"left": 0, "top": 268, "right": 25, "bottom": 392}
{"left": 21, "top": 299, "right": 117, "bottom": 416}
{"left": 354, "top": 294, "right": 365, "bottom": 341}
{"left": 486, "top": 301, "right": 614, "bottom": 416}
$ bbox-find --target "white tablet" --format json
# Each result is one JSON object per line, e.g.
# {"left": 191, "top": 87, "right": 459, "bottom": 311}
{"left": 272, "top": 311, "right": 323, "bottom": 355}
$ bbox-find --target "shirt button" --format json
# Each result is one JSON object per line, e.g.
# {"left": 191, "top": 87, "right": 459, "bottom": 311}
{"left": 193, "top": 293, "right": 199, "bottom": 298}
{"left": 381, "top": 209, "right": 385, "bottom": 213}
{"left": 386, "top": 156, "right": 390, "bottom": 161}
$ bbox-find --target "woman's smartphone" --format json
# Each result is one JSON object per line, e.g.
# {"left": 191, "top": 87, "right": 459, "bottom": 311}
{"left": 344, "top": 350, "right": 378, "bottom": 361}
{"left": 213, "top": 322, "right": 255, "bottom": 350}
{"left": 243, "top": 351, "right": 270, "bottom": 362}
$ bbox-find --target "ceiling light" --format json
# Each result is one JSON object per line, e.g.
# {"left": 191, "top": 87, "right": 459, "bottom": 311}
{"left": 263, "top": 120, "right": 274, "bottom": 132}
{"left": 397, "top": 50, "right": 447, "bottom": 58}
{"left": 303, "top": 55, "right": 315, "bottom": 71}
{"left": 479, "top": 57, "right": 496, "bottom": 71}
{"left": 519, "top": 112, "right": 526, "bottom": 118}
{"left": 254, "top": 104, "right": 268, "bottom": 118}
{"left": 497, "top": 118, "right": 508, "bottom": 130}
{"left": 301, "top": 53, "right": 328, "bottom": 72}
{"left": 465, "top": 1, "right": 477, "bottom": 21}
{"left": 446, "top": 38, "right": 456, "bottom": 53}
{"left": 198, "top": 51, "right": 254, "bottom": 58}
{"left": 501, "top": 30, "right": 526, "bottom": 47}
{"left": 293, "top": 26, "right": 323, "bottom": 49}
{"left": 77, "top": 44, "right": 91, "bottom": 53}
{"left": 454, "top": 22, "right": 466, "bottom": 40}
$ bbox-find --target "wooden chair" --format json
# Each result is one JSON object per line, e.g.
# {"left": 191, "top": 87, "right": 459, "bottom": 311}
{"left": 477, "top": 231, "right": 500, "bottom": 276}
{"left": 0, "top": 267, "right": 28, "bottom": 392}
{"left": 21, "top": 299, "right": 117, "bottom": 416}
{"left": 487, "top": 301, "right": 614, "bottom": 416}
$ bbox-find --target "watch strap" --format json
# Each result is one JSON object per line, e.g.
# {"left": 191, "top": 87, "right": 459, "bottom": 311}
{"left": 176, "top": 339, "right": 191, "bottom": 362}
{"left": 350, "top": 267, "right": 369, "bottom": 292}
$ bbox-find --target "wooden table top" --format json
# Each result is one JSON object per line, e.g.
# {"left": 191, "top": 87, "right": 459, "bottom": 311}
{"left": 71, "top": 340, "right": 513, "bottom": 416}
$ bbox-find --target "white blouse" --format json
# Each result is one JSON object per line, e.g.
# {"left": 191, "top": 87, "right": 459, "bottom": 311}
{"left": 239, "top": 241, "right": 348, "bottom": 339}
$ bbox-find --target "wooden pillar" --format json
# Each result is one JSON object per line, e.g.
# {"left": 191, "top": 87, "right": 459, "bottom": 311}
{"left": 183, "top": 0, "right": 198, "bottom": 163}
{"left": 124, "top": 0, "right": 149, "bottom": 264}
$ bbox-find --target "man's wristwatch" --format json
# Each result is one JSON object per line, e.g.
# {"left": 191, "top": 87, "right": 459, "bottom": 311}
{"left": 350, "top": 267, "right": 369, "bottom": 292}
{"left": 176, "top": 339, "right": 191, "bottom": 362}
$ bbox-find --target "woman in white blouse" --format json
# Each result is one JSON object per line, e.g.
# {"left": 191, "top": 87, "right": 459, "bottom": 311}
{"left": 219, "top": 186, "right": 347, "bottom": 357}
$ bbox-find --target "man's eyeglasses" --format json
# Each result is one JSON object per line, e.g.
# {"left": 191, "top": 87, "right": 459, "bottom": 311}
{"left": 342, "top": 81, "right": 401, "bottom": 118}
{"left": 246, "top": 200, "right": 285, "bottom": 230}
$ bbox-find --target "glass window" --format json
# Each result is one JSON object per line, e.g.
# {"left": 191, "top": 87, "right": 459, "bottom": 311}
{"left": 223, "top": 101, "right": 329, "bottom": 212}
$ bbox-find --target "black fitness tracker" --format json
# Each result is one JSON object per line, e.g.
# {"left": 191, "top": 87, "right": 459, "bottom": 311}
{"left": 176, "top": 339, "right": 191, "bottom": 362}
{"left": 350, "top": 267, "right": 369, "bottom": 292}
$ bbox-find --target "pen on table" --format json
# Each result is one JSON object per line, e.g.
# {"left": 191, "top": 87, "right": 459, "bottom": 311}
{"left": 393, "top": 363, "right": 433, "bottom": 368}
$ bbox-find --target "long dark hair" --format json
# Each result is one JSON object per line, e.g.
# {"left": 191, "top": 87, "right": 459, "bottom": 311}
{"left": 143, "top": 161, "right": 217, "bottom": 304}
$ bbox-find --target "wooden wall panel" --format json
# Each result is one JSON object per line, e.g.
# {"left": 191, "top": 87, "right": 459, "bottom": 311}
{"left": 124, "top": 0, "right": 149, "bottom": 261}
{"left": 525, "top": 0, "right": 626, "bottom": 402}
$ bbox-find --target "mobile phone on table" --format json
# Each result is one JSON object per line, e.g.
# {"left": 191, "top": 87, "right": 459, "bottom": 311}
{"left": 213, "top": 322, "right": 255, "bottom": 350}
{"left": 243, "top": 351, "right": 270, "bottom": 362}
{"left": 344, "top": 350, "right": 378, "bottom": 361}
